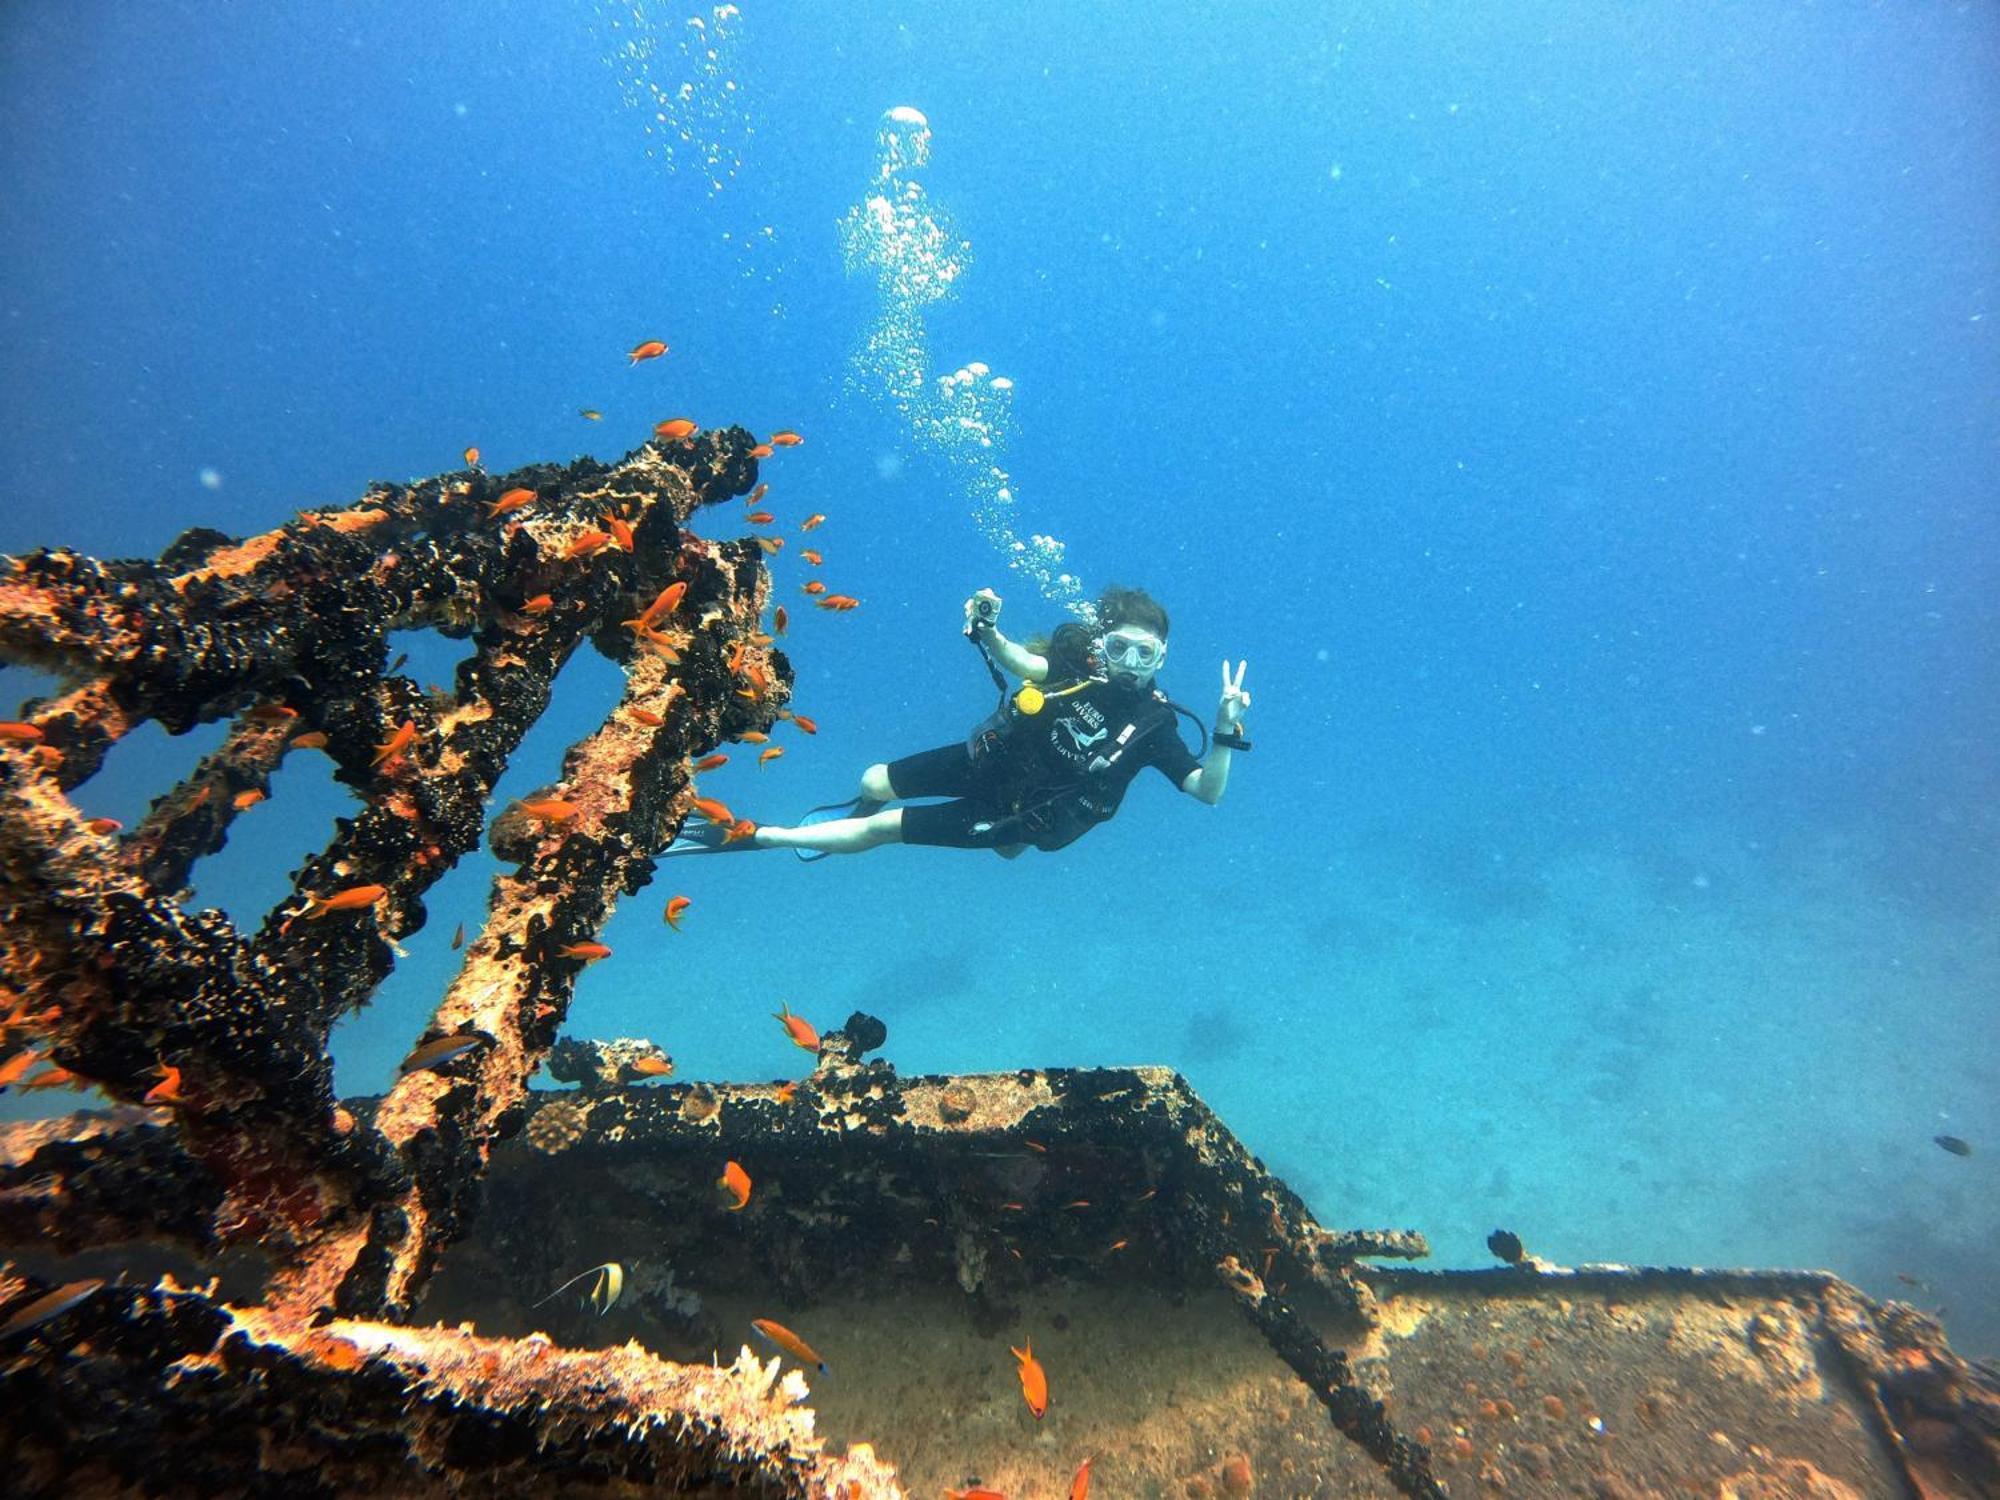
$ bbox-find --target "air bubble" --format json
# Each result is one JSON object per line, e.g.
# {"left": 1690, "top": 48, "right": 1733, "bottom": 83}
{"left": 840, "top": 109, "right": 1088, "bottom": 615}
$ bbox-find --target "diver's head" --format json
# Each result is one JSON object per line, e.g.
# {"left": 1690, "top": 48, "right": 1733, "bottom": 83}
{"left": 1092, "top": 585, "right": 1169, "bottom": 688}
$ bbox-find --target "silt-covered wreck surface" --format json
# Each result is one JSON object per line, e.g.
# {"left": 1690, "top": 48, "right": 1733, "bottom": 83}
{"left": 1, "top": 440, "right": 1995, "bottom": 1497}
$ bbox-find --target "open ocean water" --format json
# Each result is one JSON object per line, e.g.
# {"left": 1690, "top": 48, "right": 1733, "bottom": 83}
{"left": 3, "top": 1, "right": 1996, "bottom": 1359}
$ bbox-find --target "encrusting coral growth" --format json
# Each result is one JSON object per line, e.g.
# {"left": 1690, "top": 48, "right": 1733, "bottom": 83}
{"left": 2, "top": 435, "right": 1997, "bottom": 1498}
{"left": 0, "top": 431, "right": 779, "bottom": 1318}
{"left": 0, "top": 430, "right": 894, "bottom": 1494}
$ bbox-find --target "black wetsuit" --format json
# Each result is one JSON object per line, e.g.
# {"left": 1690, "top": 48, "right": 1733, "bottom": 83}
{"left": 889, "top": 676, "right": 1201, "bottom": 851}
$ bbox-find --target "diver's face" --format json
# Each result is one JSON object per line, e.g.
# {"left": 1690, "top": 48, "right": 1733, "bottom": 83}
{"left": 1098, "top": 627, "right": 1166, "bottom": 688}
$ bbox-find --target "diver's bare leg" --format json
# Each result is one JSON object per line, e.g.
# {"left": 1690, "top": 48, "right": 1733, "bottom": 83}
{"left": 753, "top": 807, "right": 904, "bottom": 855}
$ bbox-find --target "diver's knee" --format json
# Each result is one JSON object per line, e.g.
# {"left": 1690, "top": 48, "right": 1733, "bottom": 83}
{"left": 860, "top": 763, "right": 895, "bottom": 802}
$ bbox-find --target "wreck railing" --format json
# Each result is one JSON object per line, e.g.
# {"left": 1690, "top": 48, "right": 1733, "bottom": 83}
{"left": 0, "top": 433, "right": 793, "bottom": 1304}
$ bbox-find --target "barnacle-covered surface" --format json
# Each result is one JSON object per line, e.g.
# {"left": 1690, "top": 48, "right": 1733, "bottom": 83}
{"left": 0, "top": 1265, "right": 899, "bottom": 1499}
{"left": 3, "top": 458, "right": 1996, "bottom": 1498}
{"left": 0, "top": 432, "right": 785, "bottom": 1320}
{"left": 6, "top": 1038, "right": 2000, "bottom": 1496}
{"left": 418, "top": 1028, "right": 1999, "bottom": 1499}
{"left": 547, "top": 1033, "right": 676, "bottom": 1091}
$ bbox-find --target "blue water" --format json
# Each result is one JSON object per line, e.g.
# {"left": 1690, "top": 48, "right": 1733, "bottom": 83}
{"left": 3, "top": 3, "right": 1996, "bottom": 1353}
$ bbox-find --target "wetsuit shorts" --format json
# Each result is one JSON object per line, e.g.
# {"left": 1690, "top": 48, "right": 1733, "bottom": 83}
{"left": 884, "top": 744, "right": 1020, "bottom": 849}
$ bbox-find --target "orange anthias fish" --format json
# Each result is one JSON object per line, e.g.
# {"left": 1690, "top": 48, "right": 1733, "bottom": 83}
{"left": 522, "top": 594, "right": 554, "bottom": 615}
{"left": 757, "top": 537, "right": 784, "bottom": 556}
{"left": 750, "top": 1318, "right": 826, "bottom": 1373}
{"left": 723, "top": 818, "right": 758, "bottom": 844}
{"left": 565, "top": 529, "right": 613, "bottom": 560}
{"left": 800, "top": 549, "right": 823, "bottom": 566}
{"left": 691, "top": 796, "right": 735, "bottom": 825}
{"left": 488, "top": 487, "right": 537, "bottom": 518}
{"left": 371, "top": 720, "right": 417, "bottom": 766}
{"left": 632, "top": 1055, "right": 674, "bottom": 1077}
{"left": 664, "top": 895, "right": 691, "bottom": 930}
{"left": 517, "top": 798, "right": 580, "bottom": 823}
{"left": 290, "top": 731, "right": 330, "bottom": 749}
{"left": 0, "top": 1051, "right": 43, "bottom": 1090}
{"left": 945, "top": 1489, "right": 1006, "bottom": 1500}
{"left": 15, "top": 1065, "right": 81, "bottom": 1093}
{"left": 143, "top": 1064, "right": 186, "bottom": 1106}
{"left": 630, "top": 707, "right": 665, "bottom": 728}
{"left": 694, "top": 754, "right": 729, "bottom": 772}
{"left": 637, "top": 631, "right": 682, "bottom": 664}
{"left": 1070, "top": 1457, "right": 1093, "bottom": 1500}
{"left": 558, "top": 941, "right": 612, "bottom": 962}
{"left": 463, "top": 446, "right": 480, "bottom": 467}
{"left": 769, "top": 431, "right": 803, "bottom": 447}
{"left": 758, "top": 747, "right": 784, "bottom": 768}
{"left": 627, "top": 580, "right": 686, "bottom": 632}
{"left": 748, "top": 443, "right": 773, "bottom": 459}
{"left": 604, "top": 514, "right": 635, "bottom": 551}
{"left": 1012, "top": 1337, "right": 1049, "bottom": 1419}
{"left": 740, "top": 731, "right": 769, "bottom": 744}
{"left": 773, "top": 1003, "right": 819, "bottom": 1053}
{"left": 748, "top": 483, "right": 769, "bottom": 503}
{"left": 0, "top": 721, "right": 44, "bottom": 742}
{"left": 790, "top": 714, "right": 819, "bottom": 735}
{"left": 773, "top": 606, "right": 788, "bottom": 636}
{"left": 746, "top": 510, "right": 775, "bottom": 525}
{"left": 817, "top": 595, "right": 861, "bottom": 611}
{"left": 718, "top": 1159, "right": 752, "bottom": 1211}
{"left": 306, "top": 884, "right": 388, "bottom": 919}
{"left": 628, "top": 339, "right": 669, "bottom": 364}
{"left": 84, "top": 816, "right": 123, "bottom": 834}
{"left": 232, "top": 789, "right": 265, "bottom": 811}
{"left": 801, "top": 581, "right": 827, "bottom": 596}
{"left": 800, "top": 513, "right": 826, "bottom": 531}
{"left": 654, "top": 417, "right": 698, "bottom": 441}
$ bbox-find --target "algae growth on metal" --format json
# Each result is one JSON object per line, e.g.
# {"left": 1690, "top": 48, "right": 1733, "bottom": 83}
{"left": 1, "top": 435, "right": 1995, "bottom": 1497}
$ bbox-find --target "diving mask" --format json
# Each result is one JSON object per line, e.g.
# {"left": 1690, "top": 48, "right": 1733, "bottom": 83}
{"left": 1098, "top": 627, "right": 1166, "bottom": 680}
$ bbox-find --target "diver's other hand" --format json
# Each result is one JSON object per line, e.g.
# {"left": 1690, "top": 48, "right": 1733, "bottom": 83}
{"left": 964, "top": 588, "right": 1003, "bottom": 635}
{"left": 1217, "top": 659, "right": 1251, "bottom": 729}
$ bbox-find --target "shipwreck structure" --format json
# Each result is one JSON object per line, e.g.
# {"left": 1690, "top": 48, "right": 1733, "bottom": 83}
{"left": 0, "top": 433, "right": 1994, "bottom": 1497}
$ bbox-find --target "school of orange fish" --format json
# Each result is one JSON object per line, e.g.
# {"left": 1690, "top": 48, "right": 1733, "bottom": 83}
{"left": 0, "top": 339, "right": 1088, "bottom": 1497}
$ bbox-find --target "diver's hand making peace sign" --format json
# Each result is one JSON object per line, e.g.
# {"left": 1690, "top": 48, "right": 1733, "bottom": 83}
{"left": 1217, "top": 659, "right": 1250, "bottom": 731}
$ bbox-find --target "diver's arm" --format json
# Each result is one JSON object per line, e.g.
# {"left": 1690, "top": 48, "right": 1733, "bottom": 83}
{"left": 1183, "top": 658, "right": 1249, "bottom": 805}
{"left": 1182, "top": 745, "right": 1232, "bottom": 805}
{"left": 964, "top": 589, "right": 1049, "bottom": 681}
{"left": 979, "top": 625, "right": 1049, "bottom": 683}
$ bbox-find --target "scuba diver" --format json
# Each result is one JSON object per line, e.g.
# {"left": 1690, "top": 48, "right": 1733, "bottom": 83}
{"left": 667, "top": 584, "right": 1250, "bottom": 859}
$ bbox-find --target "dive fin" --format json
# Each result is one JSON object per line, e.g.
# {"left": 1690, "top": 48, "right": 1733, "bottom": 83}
{"left": 661, "top": 818, "right": 763, "bottom": 857}
{"left": 791, "top": 796, "right": 885, "bottom": 863}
